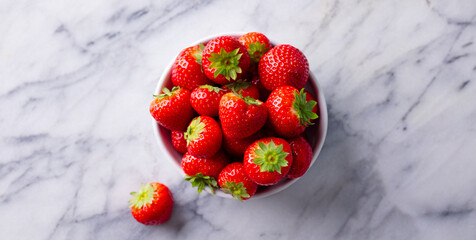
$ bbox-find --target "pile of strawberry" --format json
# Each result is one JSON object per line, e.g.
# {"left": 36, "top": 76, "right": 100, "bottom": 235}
{"left": 149, "top": 32, "right": 318, "bottom": 201}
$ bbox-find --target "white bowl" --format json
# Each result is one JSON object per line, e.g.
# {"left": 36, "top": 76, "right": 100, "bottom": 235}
{"left": 152, "top": 33, "right": 328, "bottom": 199}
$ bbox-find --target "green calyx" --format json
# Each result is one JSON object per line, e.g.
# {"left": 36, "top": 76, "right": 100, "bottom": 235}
{"left": 193, "top": 43, "right": 205, "bottom": 65}
{"left": 247, "top": 41, "right": 269, "bottom": 65}
{"left": 129, "top": 183, "right": 156, "bottom": 209}
{"left": 199, "top": 84, "right": 222, "bottom": 94}
{"left": 208, "top": 47, "right": 243, "bottom": 80}
{"left": 225, "top": 79, "right": 251, "bottom": 92}
{"left": 222, "top": 181, "right": 250, "bottom": 202}
{"left": 154, "top": 86, "right": 180, "bottom": 100}
{"left": 293, "top": 88, "right": 319, "bottom": 127}
{"left": 185, "top": 173, "right": 218, "bottom": 194}
{"left": 253, "top": 140, "right": 289, "bottom": 174}
{"left": 184, "top": 117, "right": 205, "bottom": 145}
{"left": 232, "top": 90, "right": 261, "bottom": 106}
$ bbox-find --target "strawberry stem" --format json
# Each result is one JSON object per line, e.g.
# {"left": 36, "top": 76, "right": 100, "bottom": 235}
{"left": 193, "top": 43, "right": 205, "bottom": 65}
{"left": 208, "top": 47, "right": 243, "bottom": 80}
{"left": 199, "top": 84, "right": 222, "bottom": 93}
{"left": 225, "top": 79, "right": 251, "bottom": 92}
{"left": 222, "top": 181, "right": 250, "bottom": 202}
{"left": 253, "top": 140, "right": 289, "bottom": 174}
{"left": 232, "top": 90, "right": 262, "bottom": 106}
{"left": 185, "top": 173, "right": 218, "bottom": 194}
{"left": 247, "top": 41, "right": 269, "bottom": 65}
{"left": 129, "top": 183, "right": 156, "bottom": 209}
{"left": 155, "top": 86, "right": 180, "bottom": 100}
{"left": 293, "top": 89, "right": 318, "bottom": 127}
{"left": 184, "top": 117, "right": 205, "bottom": 145}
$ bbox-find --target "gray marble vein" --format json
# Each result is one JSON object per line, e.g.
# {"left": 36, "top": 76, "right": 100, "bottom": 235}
{"left": 1, "top": 0, "right": 476, "bottom": 239}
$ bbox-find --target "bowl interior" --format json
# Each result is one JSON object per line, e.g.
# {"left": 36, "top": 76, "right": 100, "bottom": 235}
{"left": 152, "top": 34, "right": 328, "bottom": 199}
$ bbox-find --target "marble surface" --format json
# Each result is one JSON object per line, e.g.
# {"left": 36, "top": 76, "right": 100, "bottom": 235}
{"left": 1, "top": 0, "right": 476, "bottom": 239}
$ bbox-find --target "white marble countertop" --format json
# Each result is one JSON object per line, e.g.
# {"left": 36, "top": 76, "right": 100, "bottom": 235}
{"left": 1, "top": 0, "right": 476, "bottom": 239}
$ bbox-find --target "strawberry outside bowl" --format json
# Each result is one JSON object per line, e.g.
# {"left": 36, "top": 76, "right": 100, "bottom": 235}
{"left": 152, "top": 33, "right": 328, "bottom": 199}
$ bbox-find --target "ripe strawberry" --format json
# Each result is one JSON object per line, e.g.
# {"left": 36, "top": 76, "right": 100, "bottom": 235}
{"left": 265, "top": 86, "right": 318, "bottom": 138}
{"left": 171, "top": 130, "right": 187, "bottom": 154}
{"left": 150, "top": 87, "right": 194, "bottom": 131}
{"left": 218, "top": 162, "right": 258, "bottom": 201}
{"left": 190, "top": 85, "right": 226, "bottom": 117}
{"left": 238, "top": 32, "right": 271, "bottom": 67}
{"left": 258, "top": 44, "right": 309, "bottom": 91}
{"left": 129, "top": 182, "right": 174, "bottom": 225}
{"left": 184, "top": 116, "right": 222, "bottom": 157}
{"left": 219, "top": 92, "right": 267, "bottom": 139}
{"left": 287, "top": 136, "right": 313, "bottom": 179}
{"left": 243, "top": 137, "right": 293, "bottom": 186}
{"left": 223, "top": 129, "right": 266, "bottom": 156}
{"left": 182, "top": 150, "right": 228, "bottom": 193}
{"left": 202, "top": 36, "right": 250, "bottom": 85}
{"left": 223, "top": 79, "right": 260, "bottom": 99}
{"left": 171, "top": 44, "right": 213, "bottom": 91}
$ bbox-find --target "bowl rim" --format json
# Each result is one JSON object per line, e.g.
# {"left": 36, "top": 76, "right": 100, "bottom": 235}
{"left": 152, "top": 33, "right": 328, "bottom": 199}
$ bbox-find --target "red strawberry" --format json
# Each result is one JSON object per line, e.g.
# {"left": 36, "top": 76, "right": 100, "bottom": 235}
{"left": 258, "top": 44, "right": 309, "bottom": 91}
{"left": 129, "top": 182, "right": 174, "bottom": 225}
{"left": 184, "top": 116, "right": 222, "bottom": 157}
{"left": 265, "top": 86, "right": 318, "bottom": 138}
{"left": 182, "top": 150, "right": 228, "bottom": 193}
{"left": 218, "top": 162, "right": 258, "bottom": 201}
{"left": 171, "top": 130, "right": 187, "bottom": 154}
{"left": 223, "top": 129, "right": 266, "bottom": 156}
{"left": 243, "top": 137, "right": 293, "bottom": 186}
{"left": 219, "top": 92, "right": 267, "bottom": 139}
{"left": 171, "top": 44, "right": 213, "bottom": 91}
{"left": 223, "top": 79, "right": 260, "bottom": 99}
{"left": 287, "top": 136, "right": 313, "bottom": 179}
{"left": 190, "top": 85, "right": 226, "bottom": 117}
{"left": 238, "top": 32, "right": 271, "bottom": 67}
{"left": 202, "top": 36, "right": 250, "bottom": 85}
{"left": 150, "top": 87, "right": 194, "bottom": 131}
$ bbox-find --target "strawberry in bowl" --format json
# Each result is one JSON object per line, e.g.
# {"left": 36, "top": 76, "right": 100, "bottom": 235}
{"left": 151, "top": 32, "right": 327, "bottom": 200}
